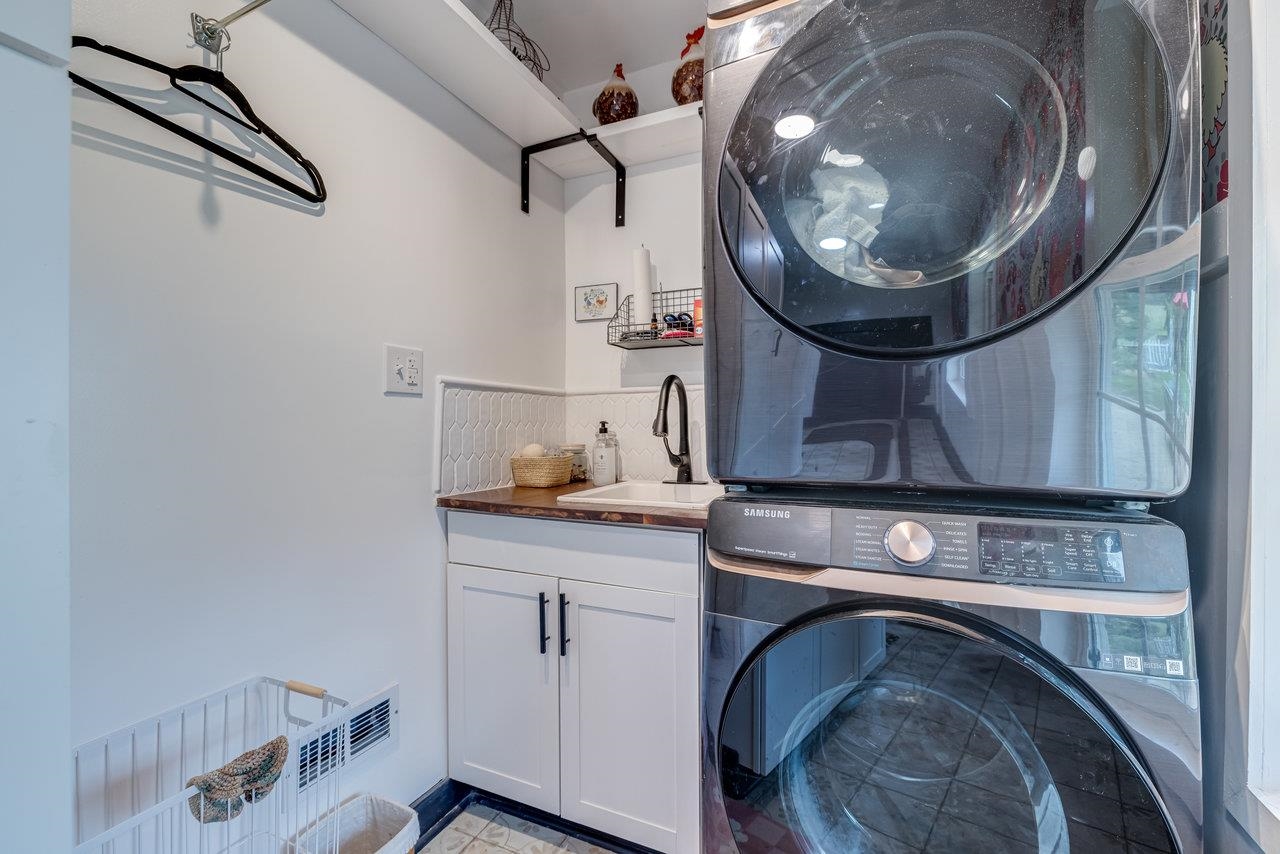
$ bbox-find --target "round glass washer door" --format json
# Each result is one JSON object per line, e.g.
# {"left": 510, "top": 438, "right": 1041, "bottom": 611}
{"left": 718, "top": 0, "right": 1171, "bottom": 354}
{"left": 717, "top": 616, "right": 1179, "bottom": 853}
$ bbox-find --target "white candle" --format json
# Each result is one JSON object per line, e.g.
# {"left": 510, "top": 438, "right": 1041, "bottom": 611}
{"left": 632, "top": 246, "right": 653, "bottom": 321}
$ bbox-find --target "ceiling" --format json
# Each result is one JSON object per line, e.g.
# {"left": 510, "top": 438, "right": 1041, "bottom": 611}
{"left": 461, "top": 0, "right": 705, "bottom": 95}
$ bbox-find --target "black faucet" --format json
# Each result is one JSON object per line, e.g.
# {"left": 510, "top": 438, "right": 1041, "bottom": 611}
{"left": 653, "top": 374, "right": 695, "bottom": 484}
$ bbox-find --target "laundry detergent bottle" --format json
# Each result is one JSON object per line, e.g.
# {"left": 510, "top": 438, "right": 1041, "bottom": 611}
{"left": 592, "top": 421, "right": 619, "bottom": 486}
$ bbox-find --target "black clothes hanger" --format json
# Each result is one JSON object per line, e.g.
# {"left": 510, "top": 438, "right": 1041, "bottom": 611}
{"left": 69, "top": 36, "right": 327, "bottom": 204}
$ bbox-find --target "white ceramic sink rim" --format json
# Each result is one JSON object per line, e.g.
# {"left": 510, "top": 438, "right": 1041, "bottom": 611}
{"left": 557, "top": 480, "right": 725, "bottom": 510}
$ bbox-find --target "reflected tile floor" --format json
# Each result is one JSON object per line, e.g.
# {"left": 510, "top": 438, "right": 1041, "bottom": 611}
{"left": 728, "top": 624, "right": 1175, "bottom": 854}
{"left": 421, "top": 803, "right": 619, "bottom": 854}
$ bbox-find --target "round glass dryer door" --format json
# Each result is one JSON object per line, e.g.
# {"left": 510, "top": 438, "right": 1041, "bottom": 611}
{"left": 718, "top": 0, "right": 1171, "bottom": 353}
{"left": 717, "top": 617, "right": 1178, "bottom": 852}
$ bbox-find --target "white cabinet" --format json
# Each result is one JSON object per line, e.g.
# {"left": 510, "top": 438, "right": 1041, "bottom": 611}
{"left": 447, "top": 564, "right": 561, "bottom": 813}
{"left": 445, "top": 512, "right": 701, "bottom": 854}
{"left": 559, "top": 580, "right": 699, "bottom": 853}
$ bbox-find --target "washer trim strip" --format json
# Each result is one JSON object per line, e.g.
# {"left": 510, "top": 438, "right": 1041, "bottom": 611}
{"left": 707, "top": 549, "right": 1189, "bottom": 616}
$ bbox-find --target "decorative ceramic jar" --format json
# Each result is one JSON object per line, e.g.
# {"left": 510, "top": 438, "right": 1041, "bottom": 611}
{"left": 592, "top": 63, "right": 639, "bottom": 125}
{"left": 671, "top": 26, "right": 705, "bottom": 105}
{"left": 563, "top": 444, "right": 591, "bottom": 482}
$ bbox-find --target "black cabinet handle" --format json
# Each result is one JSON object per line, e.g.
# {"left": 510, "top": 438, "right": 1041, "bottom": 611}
{"left": 559, "top": 593, "right": 571, "bottom": 657}
{"left": 538, "top": 592, "right": 550, "bottom": 655}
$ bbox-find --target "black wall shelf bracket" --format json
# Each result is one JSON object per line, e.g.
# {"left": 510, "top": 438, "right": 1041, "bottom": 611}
{"left": 521, "top": 130, "right": 626, "bottom": 227}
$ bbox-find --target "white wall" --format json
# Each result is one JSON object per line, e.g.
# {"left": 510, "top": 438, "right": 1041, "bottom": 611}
{"left": 0, "top": 6, "right": 70, "bottom": 850}
{"left": 562, "top": 152, "right": 707, "bottom": 482}
{"left": 68, "top": 0, "right": 565, "bottom": 807}
{"left": 564, "top": 152, "right": 704, "bottom": 391}
{"left": 0, "top": 0, "right": 69, "bottom": 62}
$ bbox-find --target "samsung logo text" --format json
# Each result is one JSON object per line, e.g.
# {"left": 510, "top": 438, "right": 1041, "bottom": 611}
{"left": 743, "top": 508, "right": 791, "bottom": 518}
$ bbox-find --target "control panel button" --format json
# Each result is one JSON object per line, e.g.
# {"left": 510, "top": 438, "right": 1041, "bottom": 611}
{"left": 884, "top": 520, "right": 936, "bottom": 567}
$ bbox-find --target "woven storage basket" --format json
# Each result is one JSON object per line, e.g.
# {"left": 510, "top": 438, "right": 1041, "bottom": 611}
{"left": 511, "top": 454, "right": 573, "bottom": 488}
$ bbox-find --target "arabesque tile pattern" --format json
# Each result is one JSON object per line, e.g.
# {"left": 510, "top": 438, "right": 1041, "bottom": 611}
{"left": 438, "top": 382, "right": 708, "bottom": 495}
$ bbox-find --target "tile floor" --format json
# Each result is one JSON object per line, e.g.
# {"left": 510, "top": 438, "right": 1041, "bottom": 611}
{"left": 723, "top": 622, "right": 1176, "bottom": 853}
{"left": 421, "top": 803, "right": 619, "bottom": 854}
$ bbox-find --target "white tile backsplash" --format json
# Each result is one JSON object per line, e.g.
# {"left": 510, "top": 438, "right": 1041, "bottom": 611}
{"left": 438, "top": 381, "right": 565, "bottom": 495}
{"left": 566, "top": 389, "right": 707, "bottom": 483}
{"left": 437, "top": 380, "right": 708, "bottom": 494}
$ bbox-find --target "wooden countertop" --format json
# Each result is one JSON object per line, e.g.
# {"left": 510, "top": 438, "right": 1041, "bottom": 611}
{"left": 436, "top": 481, "right": 708, "bottom": 530}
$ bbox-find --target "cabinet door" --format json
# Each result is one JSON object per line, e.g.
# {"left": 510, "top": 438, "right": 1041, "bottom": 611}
{"left": 447, "top": 564, "right": 560, "bottom": 813}
{"left": 859, "top": 616, "right": 888, "bottom": 674}
{"left": 559, "top": 580, "right": 699, "bottom": 854}
{"left": 760, "top": 629, "right": 819, "bottom": 774}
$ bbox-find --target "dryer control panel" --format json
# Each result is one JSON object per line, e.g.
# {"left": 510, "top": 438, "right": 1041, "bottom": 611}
{"left": 708, "top": 497, "right": 1188, "bottom": 593}
{"left": 977, "top": 522, "right": 1125, "bottom": 584}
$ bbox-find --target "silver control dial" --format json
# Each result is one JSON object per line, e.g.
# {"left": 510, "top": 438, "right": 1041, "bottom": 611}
{"left": 884, "top": 520, "right": 936, "bottom": 567}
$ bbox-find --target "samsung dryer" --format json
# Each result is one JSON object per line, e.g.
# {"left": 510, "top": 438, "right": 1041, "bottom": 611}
{"left": 702, "top": 493, "right": 1203, "bottom": 853}
{"left": 702, "top": 0, "right": 1201, "bottom": 499}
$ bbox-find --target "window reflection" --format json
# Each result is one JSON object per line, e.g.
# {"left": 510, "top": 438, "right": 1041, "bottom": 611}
{"left": 1095, "top": 252, "right": 1197, "bottom": 491}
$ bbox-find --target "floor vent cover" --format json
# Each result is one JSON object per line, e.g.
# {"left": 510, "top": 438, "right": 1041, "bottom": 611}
{"left": 298, "top": 684, "right": 399, "bottom": 792}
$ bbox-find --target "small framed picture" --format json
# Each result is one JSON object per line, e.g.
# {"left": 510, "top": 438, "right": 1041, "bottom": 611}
{"left": 575, "top": 283, "right": 619, "bottom": 322}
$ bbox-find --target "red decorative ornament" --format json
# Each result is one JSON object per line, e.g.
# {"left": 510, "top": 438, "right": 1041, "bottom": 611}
{"left": 592, "top": 63, "right": 639, "bottom": 126}
{"left": 671, "top": 25, "right": 705, "bottom": 106}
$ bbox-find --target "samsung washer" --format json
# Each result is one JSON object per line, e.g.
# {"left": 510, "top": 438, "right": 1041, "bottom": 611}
{"left": 702, "top": 494, "right": 1202, "bottom": 853}
{"left": 701, "top": 0, "right": 1201, "bottom": 499}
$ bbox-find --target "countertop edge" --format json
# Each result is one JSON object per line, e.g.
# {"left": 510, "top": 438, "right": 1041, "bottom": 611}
{"left": 436, "top": 483, "right": 708, "bottom": 530}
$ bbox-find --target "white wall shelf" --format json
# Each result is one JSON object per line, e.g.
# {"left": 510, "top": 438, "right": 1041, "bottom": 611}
{"left": 532, "top": 103, "right": 704, "bottom": 180}
{"left": 331, "top": 0, "right": 704, "bottom": 173}
{"left": 330, "top": 0, "right": 580, "bottom": 147}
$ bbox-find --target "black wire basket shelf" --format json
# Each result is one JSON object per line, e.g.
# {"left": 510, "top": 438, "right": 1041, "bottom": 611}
{"left": 607, "top": 287, "right": 704, "bottom": 350}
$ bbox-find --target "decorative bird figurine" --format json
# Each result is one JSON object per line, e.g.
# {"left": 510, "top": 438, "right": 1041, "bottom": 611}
{"left": 593, "top": 63, "right": 639, "bottom": 125}
{"left": 672, "top": 26, "right": 705, "bottom": 105}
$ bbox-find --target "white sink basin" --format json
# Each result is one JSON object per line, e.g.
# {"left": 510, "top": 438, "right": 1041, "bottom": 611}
{"left": 558, "top": 481, "right": 725, "bottom": 510}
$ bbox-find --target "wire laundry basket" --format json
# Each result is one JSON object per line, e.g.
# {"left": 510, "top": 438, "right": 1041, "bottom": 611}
{"left": 73, "top": 677, "right": 353, "bottom": 854}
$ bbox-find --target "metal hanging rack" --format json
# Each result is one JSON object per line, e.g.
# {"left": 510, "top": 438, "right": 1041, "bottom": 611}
{"left": 69, "top": 0, "right": 327, "bottom": 203}
{"left": 191, "top": 0, "right": 276, "bottom": 69}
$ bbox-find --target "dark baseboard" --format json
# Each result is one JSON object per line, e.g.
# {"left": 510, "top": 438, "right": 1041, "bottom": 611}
{"left": 410, "top": 780, "right": 658, "bottom": 854}
{"left": 410, "top": 779, "right": 478, "bottom": 848}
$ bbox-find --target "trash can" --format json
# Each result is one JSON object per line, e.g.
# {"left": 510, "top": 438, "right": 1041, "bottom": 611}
{"left": 295, "top": 793, "right": 419, "bottom": 854}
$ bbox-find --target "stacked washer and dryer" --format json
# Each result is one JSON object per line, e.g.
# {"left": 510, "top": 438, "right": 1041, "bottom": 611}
{"left": 699, "top": 0, "right": 1203, "bottom": 852}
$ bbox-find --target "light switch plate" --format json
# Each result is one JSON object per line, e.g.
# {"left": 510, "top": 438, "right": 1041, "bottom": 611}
{"left": 384, "top": 344, "right": 424, "bottom": 395}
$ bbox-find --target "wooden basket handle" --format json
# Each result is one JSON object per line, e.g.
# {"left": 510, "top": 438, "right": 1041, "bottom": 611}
{"left": 285, "top": 679, "right": 327, "bottom": 699}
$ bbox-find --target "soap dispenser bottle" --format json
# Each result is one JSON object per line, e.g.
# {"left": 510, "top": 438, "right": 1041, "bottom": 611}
{"left": 592, "top": 421, "right": 619, "bottom": 486}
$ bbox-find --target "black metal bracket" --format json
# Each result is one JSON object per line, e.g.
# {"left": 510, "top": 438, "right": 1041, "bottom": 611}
{"left": 522, "top": 129, "right": 626, "bottom": 227}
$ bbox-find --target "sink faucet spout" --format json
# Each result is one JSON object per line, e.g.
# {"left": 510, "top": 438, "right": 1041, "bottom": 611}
{"left": 654, "top": 374, "right": 694, "bottom": 484}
